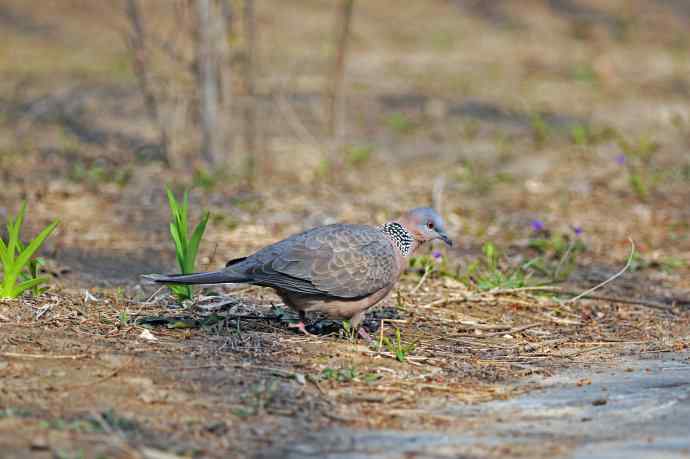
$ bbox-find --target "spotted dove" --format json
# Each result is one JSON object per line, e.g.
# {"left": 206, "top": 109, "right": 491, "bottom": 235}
{"left": 143, "top": 208, "right": 452, "bottom": 338}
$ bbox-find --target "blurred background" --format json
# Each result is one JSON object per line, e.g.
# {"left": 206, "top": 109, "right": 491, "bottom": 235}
{"left": 0, "top": 0, "right": 689, "bottom": 289}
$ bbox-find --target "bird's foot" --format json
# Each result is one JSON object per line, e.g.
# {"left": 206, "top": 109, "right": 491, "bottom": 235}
{"left": 288, "top": 321, "right": 313, "bottom": 336}
{"left": 357, "top": 327, "right": 373, "bottom": 342}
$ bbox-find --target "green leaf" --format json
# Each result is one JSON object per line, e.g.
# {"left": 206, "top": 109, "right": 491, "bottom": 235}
{"left": 11, "top": 276, "right": 49, "bottom": 298}
{"left": 186, "top": 211, "right": 209, "bottom": 273}
{"left": 12, "top": 220, "right": 59, "bottom": 279}
{"left": 0, "top": 284, "right": 12, "bottom": 298}
{"left": 0, "top": 236, "right": 8, "bottom": 266}
{"left": 6, "top": 203, "right": 25, "bottom": 262}
{"left": 175, "top": 212, "right": 188, "bottom": 241}
{"left": 169, "top": 222, "right": 186, "bottom": 271}
{"left": 181, "top": 190, "right": 190, "bottom": 237}
{"left": 482, "top": 242, "right": 497, "bottom": 269}
{"left": 164, "top": 186, "right": 210, "bottom": 300}
{"left": 1, "top": 204, "right": 57, "bottom": 298}
{"left": 165, "top": 186, "right": 179, "bottom": 216}
{"left": 169, "top": 284, "right": 192, "bottom": 300}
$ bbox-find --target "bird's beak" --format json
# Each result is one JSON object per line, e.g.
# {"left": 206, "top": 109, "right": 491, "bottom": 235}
{"left": 437, "top": 231, "right": 453, "bottom": 247}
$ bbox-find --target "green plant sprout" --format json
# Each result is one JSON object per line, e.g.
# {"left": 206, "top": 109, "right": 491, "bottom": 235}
{"left": 382, "top": 328, "right": 416, "bottom": 363}
{"left": 118, "top": 308, "right": 130, "bottom": 327}
{"left": 341, "top": 319, "right": 356, "bottom": 341}
{"left": 0, "top": 202, "right": 59, "bottom": 299}
{"left": 235, "top": 380, "right": 278, "bottom": 417}
{"left": 18, "top": 250, "right": 47, "bottom": 296}
{"left": 385, "top": 112, "right": 415, "bottom": 134}
{"left": 166, "top": 187, "right": 210, "bottom": 301}
{"left": 346, "top": 145, "right": 374, "bottom": 167}
{"left": 321, "top": 367, "right": 357, "bottom": 383}
{"left": 463, "top": 242, "right": 530, "bottom": 291}
{"left": 616, "top": 134, "right": 662, "bottom": 201}
{"left": 320, "top": 367, "right": 380, "bottom": 384}
{"left": 530, "top": 112, "right": 550, "bottom": 147}
{"left": 527, "top": 231, "right": 586, "bottom": 282}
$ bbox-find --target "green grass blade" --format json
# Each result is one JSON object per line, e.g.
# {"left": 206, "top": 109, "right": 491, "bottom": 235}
{"left": 185, "top": 210, "right": 209, "bottom": 273}
{"left": 169, "top": 221, "right": 184, "bottom": 252}
{"left": 166, "top": 187, "right": 188, "bottom": 236}
{"left": 0, "top": 283, "right": 14, "bottom": 298}
{"left": 6, "top": 208, "right": 21, "bottom": 262}
{"left": 181, "top": 190, "right": 190, "bottom": 240}
{"left": 11, "top": 220, "right": 59, "bottom": 279}
{"left": 169, "top": 222, "right": 186, "bottom": 272}
{"left": 164, "top": 186, "right": 210, "bottom": 300}
{"left": 14, "top": 201, "right": 27, "bottom": 234}
{"left": 11, "top": 276, "right": 49, "bottom": 298}
{"left": 165, "top": 186, "right": 179, "bottom": 216}
{"left": 169, "top": 284, "right": 192, "bottom": 301}
{"left": 9, "top": 202, "right": 28, "bottom": 257}
{"left": 1, "top": 260, "right": 18, "bottom": 298}
{"left": 174, "top": 214, "right": 188, "bottom": 252}
{"left": 0, "top": 236, "right": 8, "bottom": 266}
{"left": 167, "top": 187, "right": 190, "bottom": 269}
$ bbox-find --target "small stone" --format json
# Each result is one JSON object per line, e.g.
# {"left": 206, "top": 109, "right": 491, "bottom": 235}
{"left": 100, "top": 353, "right": 128, "bottom": 367}
{"left": 30, "top": 437, "right": 49, "bottom": 450}
{"left": 205, "top": 421, "right": 228, "bottom": 435}
{"left": 139, "top": 329, "right": 158, "bottom": 342}
{"left": 139, "top": 387, "right": 188, "bottom": 404}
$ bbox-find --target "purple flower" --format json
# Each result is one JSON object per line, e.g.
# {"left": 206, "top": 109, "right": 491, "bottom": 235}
{"left": 531, "top": 219, "right": 545, "bottom": 232}
{"left": 615, "top": 154, "right": 626, "bottom": 166}
{"left": 432, "top": 250, "right": 443, "bottom": 263}
{"left": 571, "top": 225, "right": 583, "bottom": 236}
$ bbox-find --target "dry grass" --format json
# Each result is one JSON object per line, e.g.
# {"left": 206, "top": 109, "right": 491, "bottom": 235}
{"left": 1, "top": 0, "right": 690, "bottom": 457}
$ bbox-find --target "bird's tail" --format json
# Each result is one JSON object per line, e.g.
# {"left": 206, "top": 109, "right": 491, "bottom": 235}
{"left": 141, "top": 271, "right": 247, "bottom": 285}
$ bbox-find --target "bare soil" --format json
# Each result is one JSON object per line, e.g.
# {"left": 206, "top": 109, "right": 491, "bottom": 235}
{"left": 1, "top": 1, "right": 689, "bottom": 458}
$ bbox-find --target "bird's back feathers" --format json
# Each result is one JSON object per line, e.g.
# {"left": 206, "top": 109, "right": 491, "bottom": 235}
{"left": 142, "top": 223, "right": 398, "bottom": 298}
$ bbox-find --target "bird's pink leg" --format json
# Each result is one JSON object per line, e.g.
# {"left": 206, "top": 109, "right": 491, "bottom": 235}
{"left": 288, "top": 321, "right": 312, "bottom": 336}
{"left": 357, "top": 326, "right": 373, "bottom": 342}
{"left": 288, "top": 311, "right": 312, "bottom": 336}
{"left": 350, "top": 311, "right": 373, "bottom": 342}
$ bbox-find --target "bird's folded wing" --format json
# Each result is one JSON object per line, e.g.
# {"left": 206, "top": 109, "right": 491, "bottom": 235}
{"left": 247, "top": 224, "right": 396, "bottom": 298}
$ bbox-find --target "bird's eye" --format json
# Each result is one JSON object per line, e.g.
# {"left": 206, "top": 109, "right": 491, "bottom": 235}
{"left": 427, "top": 221, "right": 434, "bottom": 230}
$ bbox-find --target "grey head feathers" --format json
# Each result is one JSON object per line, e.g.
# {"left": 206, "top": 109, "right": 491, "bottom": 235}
{"left": 397, "top": 207, "right": 453, "bottom": 247}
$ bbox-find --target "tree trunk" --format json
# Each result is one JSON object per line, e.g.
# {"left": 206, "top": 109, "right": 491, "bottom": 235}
{"left": 217, "top": 0, "right": 233, "bottom": 165}
{"left": 325, "top": 0, "right": 354, "bottom": 156}
{"left": 196, "top": 0, "right": 222, "bottom": 166}
{"left": 242, "top": 0, "right": 258, "bottom": 182}
{"left": 125, "top": 0, "right": 170, "bottom": 164}
{"left": 218, "top": 0, "right": 233, "bottom": 113}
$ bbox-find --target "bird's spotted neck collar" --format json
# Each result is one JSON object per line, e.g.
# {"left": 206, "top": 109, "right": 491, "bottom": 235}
{"left": 380, "top": 222, "right": 415, "bottom": 257}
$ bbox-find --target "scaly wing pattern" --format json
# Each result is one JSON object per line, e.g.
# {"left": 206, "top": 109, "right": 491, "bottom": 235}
{"left": 232, "top": 224, "right": 397, "bottom": 298}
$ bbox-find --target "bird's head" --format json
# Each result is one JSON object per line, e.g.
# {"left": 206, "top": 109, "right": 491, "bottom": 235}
{"left": 399, "top": 207, "right": 453, "bottom": 247}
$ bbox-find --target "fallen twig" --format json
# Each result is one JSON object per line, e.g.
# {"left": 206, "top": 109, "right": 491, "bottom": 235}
{"left": 491, "top": 286, "right": 561, "bottom": 295}
{"left": 558, "top": 345, "right": 606, "bottom": 358}
{"left": 410, "top": 265, "right": 432, "bottom": 294}
{"left": 143, "top": 286, "right": 166, "bottom": 304}
{"left": 1, "top": 352, "right": 88, "bottom": 360}
{"left": 483, "top": 323, "right": 541, "bottom": 337}
{"left": 562, "top": 237, "right": 635, "bottom": 304}
{"left": 34, "top": 303, "right": 53, "bottom": 320}
{"left": 556, "top": 292, "right": 675, "bottom": 312}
